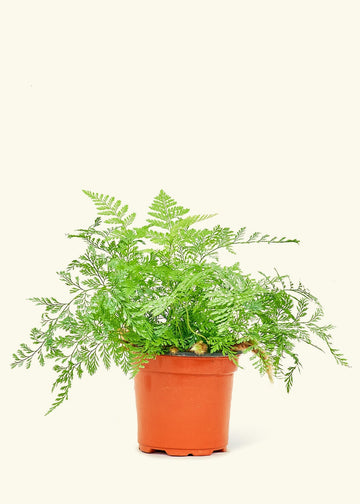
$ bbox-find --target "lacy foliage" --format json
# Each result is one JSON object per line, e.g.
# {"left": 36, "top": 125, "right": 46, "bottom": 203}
{"left": 12, "top": 190, "right": 348, "bottom": 414}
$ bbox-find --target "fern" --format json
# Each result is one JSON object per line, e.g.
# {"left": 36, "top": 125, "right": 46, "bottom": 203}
{"left": 83, "top": 190, "right": 134, "bottom": 227}
{"left": 147, "top": 189, "right": 216, "bottom": 231}
{"left": 11, "top": 189, "right": 349, "bottom": 414}
{"left": 147, "top": 189, "right": 190, "bottom": 230}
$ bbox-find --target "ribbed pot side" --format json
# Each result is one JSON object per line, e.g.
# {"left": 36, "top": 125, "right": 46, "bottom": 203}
{"left": 134, "top": 354, "right": 238, "bottom": 456}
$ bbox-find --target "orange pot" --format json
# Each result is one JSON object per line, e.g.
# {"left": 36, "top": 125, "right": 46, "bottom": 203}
{"left": 134, "top": 354, "right": 239, "bottom": 456}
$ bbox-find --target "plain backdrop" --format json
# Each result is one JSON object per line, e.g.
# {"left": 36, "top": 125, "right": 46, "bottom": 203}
{"left": 1, "top": 1, "right": 359, "bottom": 503}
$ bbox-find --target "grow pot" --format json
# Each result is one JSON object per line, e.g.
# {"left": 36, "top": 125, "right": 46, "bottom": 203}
{"left": 134, "top": 353, "right": 239, "bottom": 456}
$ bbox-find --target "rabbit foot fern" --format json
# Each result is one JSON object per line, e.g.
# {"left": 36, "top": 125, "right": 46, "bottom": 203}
{"left": 11, "top": 189, "right": 349, "bottom": 414}
{"left": 231, "top": 341, "right": 274, "bottom": 383}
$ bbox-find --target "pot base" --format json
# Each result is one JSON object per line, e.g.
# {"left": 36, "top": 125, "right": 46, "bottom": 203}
{"left": 139, "top": 444, "right": 227, "bottom": 456}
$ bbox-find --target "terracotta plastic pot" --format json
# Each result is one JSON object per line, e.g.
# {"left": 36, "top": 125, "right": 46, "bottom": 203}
{"left": 134, "top": 354, "right": 239, "bottom": 456}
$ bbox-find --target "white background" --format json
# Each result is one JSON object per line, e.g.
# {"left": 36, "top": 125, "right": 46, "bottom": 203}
{"left": 1, "top": 1, "right": 359, "bottom": 503}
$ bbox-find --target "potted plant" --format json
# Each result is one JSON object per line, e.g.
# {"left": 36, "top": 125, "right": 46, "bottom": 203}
{"left": 12, "top": 190, "right": 349, "bottom": 455}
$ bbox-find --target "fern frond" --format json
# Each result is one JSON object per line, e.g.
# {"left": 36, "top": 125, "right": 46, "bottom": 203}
{"left": 29, "top": 297, "right": 66, "bottom": 314}
{"left": 171, "top": 213, "right": 217, "bottom": 231}
{"left": 83, "top": 190, "right": 135, "bottom": 227}
{"left": 147, "top": 190, "right": 190, "bottom": 230}
{"left": 45, "top": 383, "right": 71, "bottom": 415}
